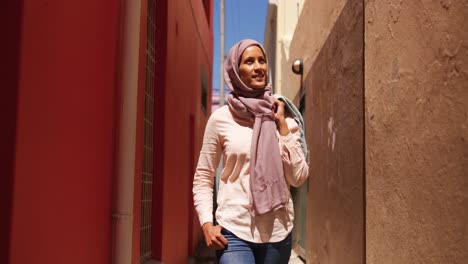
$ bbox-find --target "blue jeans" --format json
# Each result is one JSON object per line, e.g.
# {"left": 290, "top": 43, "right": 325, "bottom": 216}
{"left": 216, "top": 228, "right": 292, "bottom": 264}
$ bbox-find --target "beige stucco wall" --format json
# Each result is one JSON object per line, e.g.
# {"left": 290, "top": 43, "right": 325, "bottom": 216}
{"left": 287, "top": 0, "right": 365, "bottom": 263}
{"left": 264, "top": 0, "right": 304, "bottom": 94}
{"left": 285, "top": 0, "right": 349, "bottom": 103}
{"left": 365, "top": 0, "right": 468, "bottom": 263}
{"left": 264, "top": 1, "right": 277, "bottom": 89}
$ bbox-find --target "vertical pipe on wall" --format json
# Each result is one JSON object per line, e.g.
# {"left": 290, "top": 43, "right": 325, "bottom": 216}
{"left": 111, "top": 0, "right": 142, "bottom": 263}
{"left": 219, "top": 0, "right": 225, "bottom": 106}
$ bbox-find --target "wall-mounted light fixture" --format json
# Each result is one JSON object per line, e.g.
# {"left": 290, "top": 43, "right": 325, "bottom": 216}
{"left": 291, "top": 59, "right": 303, "bottom": 75}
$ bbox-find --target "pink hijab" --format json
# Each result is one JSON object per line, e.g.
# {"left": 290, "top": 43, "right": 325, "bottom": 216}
{"left": 224, "top": 39, "right": 289, "bottom": 215}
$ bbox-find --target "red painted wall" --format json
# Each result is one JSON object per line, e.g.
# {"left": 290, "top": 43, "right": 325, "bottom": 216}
{"left": 154, "top": 0, "right": 213, "bottom": 262}
{"left": 152, "top": 0, "right": 167, "bottom": 260}
{"left": 7, "top": 1, "right": 120, "bottom": 263}
{"left": 0, "top": 1, "right": 23, "bottom": 263}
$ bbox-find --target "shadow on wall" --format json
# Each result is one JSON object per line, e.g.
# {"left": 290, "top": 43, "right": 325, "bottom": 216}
{"left": 304, "top": 0, "right": 364, "bottom": 263}
{"left": 1, "top": 1, "right": 23, "bottom": 263}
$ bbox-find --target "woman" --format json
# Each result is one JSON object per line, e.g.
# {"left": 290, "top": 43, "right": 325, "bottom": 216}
{"left": 193, "top": 39, "right": 309, "bottom": 263}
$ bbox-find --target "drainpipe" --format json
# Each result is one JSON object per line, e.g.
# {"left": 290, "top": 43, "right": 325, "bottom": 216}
{"left": 112, "top": 0, "right": 142, "bottom": 263}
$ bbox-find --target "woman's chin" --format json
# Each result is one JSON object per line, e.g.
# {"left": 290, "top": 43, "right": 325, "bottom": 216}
{"left": 250, "top": 82, "right": 266, "bottom": 90}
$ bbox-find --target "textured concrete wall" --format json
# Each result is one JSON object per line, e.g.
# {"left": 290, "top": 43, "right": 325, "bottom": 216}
{"left": 289, "top": 0, "right": 364, "bottom": 263}
{"left": 365, "top": 1, "right": 468, "bottom": 263}
{"left": 286, "top": 0, "right": 349, "bottom": 104}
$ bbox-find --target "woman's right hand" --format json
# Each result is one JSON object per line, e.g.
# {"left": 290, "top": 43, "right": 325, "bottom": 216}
{"left": 201, "top": 222, "right": 228, "bottom": 250}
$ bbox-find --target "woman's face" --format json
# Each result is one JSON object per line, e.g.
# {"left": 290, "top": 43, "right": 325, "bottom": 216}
{"left": 238, "top": 45, "right": 267, "bottom": 89}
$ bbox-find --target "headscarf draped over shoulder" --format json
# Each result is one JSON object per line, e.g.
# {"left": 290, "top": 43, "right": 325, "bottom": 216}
{"left": 224, "top": 39, "right": 289, "bottom": 216}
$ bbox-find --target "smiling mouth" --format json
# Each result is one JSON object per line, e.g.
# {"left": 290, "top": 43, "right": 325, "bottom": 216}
{"left": 252, "top": 75, "right": 264, "bottom": 80}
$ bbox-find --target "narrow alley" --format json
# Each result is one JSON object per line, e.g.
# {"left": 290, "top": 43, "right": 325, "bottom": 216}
{"left": 1, "top": 0, "right": 466, "bottom": 264}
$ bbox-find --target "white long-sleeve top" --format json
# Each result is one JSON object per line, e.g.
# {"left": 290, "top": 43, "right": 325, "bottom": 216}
{"left": 193, "top": 105, "right": 309, "bottom": 243}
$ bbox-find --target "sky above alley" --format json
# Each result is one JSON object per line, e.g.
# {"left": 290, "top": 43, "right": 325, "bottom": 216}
{"left": 212, "top": 0, "right": 268, "bottom": 93}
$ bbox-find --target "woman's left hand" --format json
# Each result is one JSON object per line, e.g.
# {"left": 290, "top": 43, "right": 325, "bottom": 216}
{"left": 273, "top": 99, "right": 289, "bottom": 136}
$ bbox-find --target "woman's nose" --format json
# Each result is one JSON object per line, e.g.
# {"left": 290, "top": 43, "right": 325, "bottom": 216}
{"left": 253, "top": 61, "right": 261, "bottom": 69}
